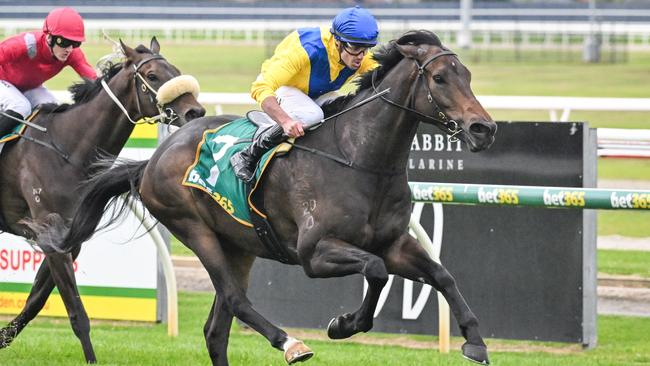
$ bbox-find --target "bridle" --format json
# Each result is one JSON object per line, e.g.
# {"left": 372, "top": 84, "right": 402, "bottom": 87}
{"left": 290, "top": 49, "right": 465, "bottom": 176}
{"left": 371, "top": 49, "right": 462, "bottom": 142}
{"left": 101, "top": 55, "right": 179, "bottom": 125}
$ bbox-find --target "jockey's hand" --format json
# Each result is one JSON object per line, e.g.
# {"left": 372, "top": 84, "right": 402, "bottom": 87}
{"left": 281, "top": 119, "right": 305, "bottom": 138}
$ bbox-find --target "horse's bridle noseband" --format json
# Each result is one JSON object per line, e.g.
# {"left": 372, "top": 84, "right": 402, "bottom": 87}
{"left": 133, "top": 55, "right": 180, "bottom": 124}
{"left": 371, "top": 49, "right": 462, "bottom": 141}
{"left": 101, "top": 55, "right": 179, "bottom": 125}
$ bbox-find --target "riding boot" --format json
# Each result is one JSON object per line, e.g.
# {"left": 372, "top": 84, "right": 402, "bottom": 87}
{"left": 230, "top": 124, "right": 286, "bottom": 182}
{"left": 0, "top": 110, "right": 23, "bottom": 137}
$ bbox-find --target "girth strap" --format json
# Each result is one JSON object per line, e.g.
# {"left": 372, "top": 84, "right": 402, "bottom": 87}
{"left": 245, "top": 181, "right": 294, "bottom": 264}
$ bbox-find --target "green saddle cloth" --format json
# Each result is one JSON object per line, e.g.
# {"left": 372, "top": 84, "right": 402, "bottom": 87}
{"left": 0, "top": 123, "right": 26, "bottom": 144}
{"left": 182, "top": 117, "right": 284, "bottom": 226}
{"left": 0, "top": 109, "right": 41, "bottom": 145}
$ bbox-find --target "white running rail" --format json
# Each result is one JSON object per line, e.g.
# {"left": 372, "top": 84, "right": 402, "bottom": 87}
{"left": 51, "top": 91, "right": 650, "bottom": 157}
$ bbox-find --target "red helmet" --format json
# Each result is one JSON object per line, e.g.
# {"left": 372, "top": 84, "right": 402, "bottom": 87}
{"left": 42, "top": 7, "right": 85, "bottom": 42}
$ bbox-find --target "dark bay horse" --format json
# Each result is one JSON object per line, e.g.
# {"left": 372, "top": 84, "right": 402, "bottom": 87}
{"left": 0, "top": 38, "right": 205, "bottom": 363}
{"left": 51, "top": 31, "right": 495, "bottom": 365}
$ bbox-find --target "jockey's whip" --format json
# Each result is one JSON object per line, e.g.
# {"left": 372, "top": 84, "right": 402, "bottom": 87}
{"left": 307, "top": 88, "right": 391, "bottom": 130}
{"left": 0, "top": 111, "right": 47, "bottom": 132}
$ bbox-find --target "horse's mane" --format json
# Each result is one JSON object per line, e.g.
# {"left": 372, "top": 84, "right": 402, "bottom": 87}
{"left": 37, "top": 63, "right": 123, "bottom": 114}
{"left": 41, "top": 45, "right": 154, "bottom": 114}
{"left": 322, "top": 30, "right": 443, "bottom": 118}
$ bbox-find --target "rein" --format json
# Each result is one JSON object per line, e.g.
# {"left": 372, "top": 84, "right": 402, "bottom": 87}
{"left": 101, "top": 55, "right": 179, "bottom": 125}
{"left": 289, "top": 88, "right": 406, "bottom": 176}
{"left": 371, "top": 50, "right": 462, "bottom": 142}
{"left": 289, "top": 50, "right": 463, "bottom": 176}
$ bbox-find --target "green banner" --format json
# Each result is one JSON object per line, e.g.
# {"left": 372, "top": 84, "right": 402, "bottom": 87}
{"left": 409, "top": 182, "right": 650, "bottom": 210}
{"left": 0, "top": 282, "right": 156, "bottom": 298}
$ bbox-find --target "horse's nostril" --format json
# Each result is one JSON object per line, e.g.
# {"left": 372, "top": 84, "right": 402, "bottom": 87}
{"left": 469, "top": 122, "right": 490, "bottom": 135}
{"left": 185, "top": 107, "right": 206, "bottom": 121}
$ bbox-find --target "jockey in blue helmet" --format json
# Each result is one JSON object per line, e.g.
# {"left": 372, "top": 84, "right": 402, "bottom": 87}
{"left": 231, "top": 6, "right": 380, "bottom": 182}
{"left": 331, "top": 5, "right": 379, "bottom": 48}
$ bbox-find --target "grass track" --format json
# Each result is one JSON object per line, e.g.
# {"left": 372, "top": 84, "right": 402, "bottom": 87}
{"left": 598, "top": 249, "right": 650, "bottom": 277}
{"left": 1, "top": 291, "right": 649, "bottom": 365}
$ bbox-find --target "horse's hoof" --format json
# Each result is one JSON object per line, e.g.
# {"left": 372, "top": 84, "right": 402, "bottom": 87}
{"left": 461, "top": 343, "right": 490, "bottom": 365}
{"left": 327, "top": 313, "right": 355, "bottom": 339}
{"left": 0, "top": 326, "right": 18, "bottom": 349}
{"left": 284, "top": 340, "right": 313, "bottom": 364}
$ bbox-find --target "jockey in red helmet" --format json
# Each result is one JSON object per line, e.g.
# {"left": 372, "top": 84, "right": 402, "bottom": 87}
{"left": 231, "top": 6, "right": 380, "bottom": 182}
{"left": 0, "top": 7, "right": 96, "bottom": 136}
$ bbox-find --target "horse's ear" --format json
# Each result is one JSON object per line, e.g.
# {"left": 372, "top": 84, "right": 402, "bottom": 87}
{"left": 150, "top": 36, "right": 160, "bottom": 54}
{"left": 120, "top": 39, "right": 136, "bottom": 61}
{"left": 395, "top": 43, "right": 425, "bottom": 60}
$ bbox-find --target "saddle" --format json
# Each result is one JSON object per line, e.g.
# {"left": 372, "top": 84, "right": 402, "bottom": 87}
{"left": 182, "top": 117, "right": 294, "bottom": 263}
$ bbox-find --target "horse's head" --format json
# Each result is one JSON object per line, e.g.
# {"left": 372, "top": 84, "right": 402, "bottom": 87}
{"left": 392, "top": 31, "right": 496, "bottom": 152}
{"left": 118, "top": 37, "right": 205, "bottom": 126}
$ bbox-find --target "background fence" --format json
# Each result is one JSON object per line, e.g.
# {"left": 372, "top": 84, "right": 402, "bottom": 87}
{"left": 3, "top": 1, "right": 650, "bottom": 62}
{"left": 49, "top": 90, "right": 650, "bottom": 158}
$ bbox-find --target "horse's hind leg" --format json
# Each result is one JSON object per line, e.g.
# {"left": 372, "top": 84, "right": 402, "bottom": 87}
{"left": 47, "top": 252, "right": 96, "bottom": 363}
{"left": 203, "top": 252, "right": 253, "bottom": 366}
{"left": 0, "top": 245, "right": 82, "bottom": 349}
{"left": 383, "top": 235, "right": 489, "bottom": 365}
{"left": 299, "top": 238, "right": 389, "bottom": 340}
{"left": 177, "top": 228, "right": 312, "bottom": 365}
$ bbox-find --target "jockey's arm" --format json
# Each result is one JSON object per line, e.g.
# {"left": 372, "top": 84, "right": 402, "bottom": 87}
{"left": 68, "top": 50, "right": 97, "bottom": 80}
{"left": 0, "top": 35, "right": 26, "bottom": 64}
{"left": 260, "top": 96, "right": 304, "bottom": 138}
{"left": 251, "top": 32, "right": 309, "bottom": 138}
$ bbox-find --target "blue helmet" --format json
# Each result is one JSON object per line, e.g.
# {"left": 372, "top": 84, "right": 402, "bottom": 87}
{"left": 330, "top": 6, "right": 378, "bottom": 47}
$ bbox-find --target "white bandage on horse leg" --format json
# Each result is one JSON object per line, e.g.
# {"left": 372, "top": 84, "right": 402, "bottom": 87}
{"left": 282, "top": 337, "right": 299, "bottom": 352}
{"left": 156, "top": 75, "right": 200, "bottom": 105}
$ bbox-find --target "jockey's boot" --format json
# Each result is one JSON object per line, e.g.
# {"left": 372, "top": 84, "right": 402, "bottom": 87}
{"left": 230, "top": 124, "right": 285, "bottom": 182}
{"left": 0, "top": 110, "right": 23, "bottom": 137}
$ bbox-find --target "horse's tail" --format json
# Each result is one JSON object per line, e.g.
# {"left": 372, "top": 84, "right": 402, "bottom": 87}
{"left": 49, "top": 157, "right": 149, "bottom": 253}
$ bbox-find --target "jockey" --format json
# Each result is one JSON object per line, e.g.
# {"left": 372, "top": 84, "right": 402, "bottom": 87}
{"left": 230, "top": 6, "right": 379, "bottom": 182}
{"left": 0, "top": 7, "right": 97, "bottom": 136}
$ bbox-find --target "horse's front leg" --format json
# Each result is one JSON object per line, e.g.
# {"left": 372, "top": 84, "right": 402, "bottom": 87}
{"left": 0, "top": 245, "right": 82, "bottom": 349}
{"left": 203, "top": 251, "right": 254, "bottom": 366}
{"left": 204, "top": 294, "right": 233, "bottom": 366}
{"left": 383, "top": 234, "right": 489, "bottom": 365}
{"left": 298, "top": 238, "right": 388, "bottom": 339}
{"left": 46, "top": 252, "right": 96, "bottom": 363}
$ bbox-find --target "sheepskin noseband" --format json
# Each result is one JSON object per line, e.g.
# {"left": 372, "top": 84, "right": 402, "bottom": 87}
{"left": 156, "top": 75, "right": 200, "bottom": 105}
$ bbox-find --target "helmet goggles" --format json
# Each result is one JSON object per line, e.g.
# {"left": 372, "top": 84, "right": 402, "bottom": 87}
{"left": 52, "top": 35, "right": 81, "bottom": 49}
{"left": 342, "top": 42, "right": 372, "bottom": 57}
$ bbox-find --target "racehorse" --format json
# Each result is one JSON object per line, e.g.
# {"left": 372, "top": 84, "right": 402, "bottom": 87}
{"left": 48, "top": 31, "right": 496, "bottom": 365}
{"left": 0, "top": 38, "right": 205, "bottom": 363}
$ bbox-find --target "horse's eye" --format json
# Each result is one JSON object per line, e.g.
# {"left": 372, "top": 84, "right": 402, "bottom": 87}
{"left": 433, "top": 75, "right": 444, "bottom": 84}
{"left": 147, "top": 74, "right": 158, "bottom": 82}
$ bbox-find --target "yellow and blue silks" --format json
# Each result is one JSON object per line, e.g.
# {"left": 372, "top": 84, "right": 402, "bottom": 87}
{"left": 250, "top": 26, "right": 378, "bottom": 104}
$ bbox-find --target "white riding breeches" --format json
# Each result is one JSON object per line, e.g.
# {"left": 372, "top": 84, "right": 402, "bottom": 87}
{"left": 253, "top": 86, "right": 341, "bottom": 130}
{"left": 0, "top": 80, "right": 57, "bottom": 118}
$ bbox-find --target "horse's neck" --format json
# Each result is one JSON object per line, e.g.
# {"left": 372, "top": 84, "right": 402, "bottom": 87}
{"left": 55, "top": 77, "right": 137, "bottom": 159}
{"left": 336, "top": 68, "right": 418, "bottom": 172}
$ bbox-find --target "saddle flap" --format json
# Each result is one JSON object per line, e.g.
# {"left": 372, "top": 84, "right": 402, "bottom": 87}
{"left": 246, "top": 110, "right": 275, "bottom": 128}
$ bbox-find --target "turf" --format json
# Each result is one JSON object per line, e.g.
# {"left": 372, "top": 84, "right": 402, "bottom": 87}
{"left": 0, "top": 291, "right": 648, "bottom": 365}
{"left": 598, "top": 249, "right": 650, "bottom": 277}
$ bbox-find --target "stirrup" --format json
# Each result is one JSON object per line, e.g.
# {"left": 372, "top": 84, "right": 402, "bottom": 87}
{"left": 230, "top": 152, "right": 256, "bottom": 182}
